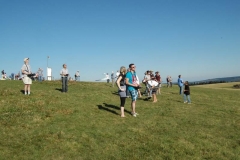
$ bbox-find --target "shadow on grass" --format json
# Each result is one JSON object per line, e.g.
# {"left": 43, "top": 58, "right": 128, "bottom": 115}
{"left": 97, "top": 105, "right": 118, "bottom": 115}
{"left": 112, "top": 92, "right": 119, "bottom": 95}
{"left": 97, "top": 103, "right": 132, "bottom": 115}
{"left": 55, "top": 88, "right": 62, "bottom": 92}
{"left": 142, "top": 97, "right": 151, "bottom": 101}
{"left": 20, "top": 90, "right": 25, "bottom": 94}
{"left": 103, "top": 103, "right": 132, "bottom": 115}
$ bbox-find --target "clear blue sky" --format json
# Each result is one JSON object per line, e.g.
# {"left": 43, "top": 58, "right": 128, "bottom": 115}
{"left": 0, "top": 0, "right": 239, "bottom": 82}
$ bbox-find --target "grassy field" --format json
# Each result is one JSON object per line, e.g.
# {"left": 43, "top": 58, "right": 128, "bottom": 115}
{"left": 0, "top": 80, "right": 240, "bottom": 159}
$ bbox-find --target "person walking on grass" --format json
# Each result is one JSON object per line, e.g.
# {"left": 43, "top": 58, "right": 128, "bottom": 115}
{"left": 60, "top": 64, "right": 69, "bottom": 93}
{"left": 21, "top": 58, "right": 32, "bottom": 95}
{"left": 183, "top": 81, "right": 191, "bottom": 104}
{"left": 178, "top": 75, "right": 184, "bottom": 94}
{"left": 116, "top": 66, "right": 127, "bottom": 117}
{"left": 125, "top": 63, "right": 140, "bottom": 117}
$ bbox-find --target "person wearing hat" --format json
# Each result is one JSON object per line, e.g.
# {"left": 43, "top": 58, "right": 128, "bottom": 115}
{"left": 21, "top": 58, "right": 32, "bottom": 95}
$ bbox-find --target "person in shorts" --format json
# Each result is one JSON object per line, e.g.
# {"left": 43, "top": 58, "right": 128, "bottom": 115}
{"left": 147, "top": 76, "right": 159, "bottom": 102}
{"left": 125, "top": 63, "right": 140, "bottom": 117}
{"left": 21, "top": 58, "right": 32, "bottom": 95}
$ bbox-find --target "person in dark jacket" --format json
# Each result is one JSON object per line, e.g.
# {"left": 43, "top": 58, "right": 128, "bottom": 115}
{"left": 183, "top": 81, "right": 191, "bottom": 104}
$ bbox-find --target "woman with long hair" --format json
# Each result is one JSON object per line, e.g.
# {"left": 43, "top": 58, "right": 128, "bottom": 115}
{"left": 116, "top": 66, "right": 127, "bottom": 117}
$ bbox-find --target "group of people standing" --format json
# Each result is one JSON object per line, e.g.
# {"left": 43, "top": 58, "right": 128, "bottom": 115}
{"left": 178, "top": 75, "right": 191, "bottom": 104}
{"left": 166, "top": 76, "right": 173, "bottom": 87}
{"left": 21, "top": 58, "right": 80, "bottom": 95}
{"left": 116, "top": 64, "right": 140, "bottom": 117}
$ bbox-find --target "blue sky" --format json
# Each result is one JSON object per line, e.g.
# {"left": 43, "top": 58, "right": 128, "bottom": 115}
{"left": 0, "top": 0, "right": 239, "bottom": 82}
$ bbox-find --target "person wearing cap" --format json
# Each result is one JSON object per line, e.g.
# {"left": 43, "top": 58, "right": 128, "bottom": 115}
{"left": 60, "top": 64, "right": 69, "bottom": 93}
{"left": 21, "top": 58, "right": 32, "bottom": 95}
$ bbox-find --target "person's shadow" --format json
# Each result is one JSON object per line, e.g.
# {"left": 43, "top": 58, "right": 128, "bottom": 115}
{"left": 20, "top": 90, "right": 25, "bottom": 94}
{"left": 55, "top": 88, "right": 62, "bottom": 92}
{"left": 97, "top": 104, "right": 118, "bottom": 115}
{"left": 97, "top": 103, "right": 132, "bottom": 115}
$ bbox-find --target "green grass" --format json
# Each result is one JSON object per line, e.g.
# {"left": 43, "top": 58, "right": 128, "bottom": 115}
{"left": 0, "top": 81, "right": 240, "bottom": 159}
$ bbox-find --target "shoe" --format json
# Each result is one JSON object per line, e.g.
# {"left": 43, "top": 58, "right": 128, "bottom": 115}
{"left": 184, "top": 101, "right": 187, "bottom": 103}
{"left": 131, "top": 112, "right": 138, "bottom": 117}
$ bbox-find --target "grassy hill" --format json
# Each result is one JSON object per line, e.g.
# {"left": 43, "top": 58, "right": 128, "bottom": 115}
{"left": 0, "top": 81, "right": 240, "bottom": 159}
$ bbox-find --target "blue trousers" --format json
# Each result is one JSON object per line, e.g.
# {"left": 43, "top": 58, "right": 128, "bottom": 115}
{"left": 62, "top": 77, "right": 68, "bottom": 92}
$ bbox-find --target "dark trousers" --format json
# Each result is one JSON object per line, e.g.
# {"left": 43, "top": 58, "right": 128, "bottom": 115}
{"left": 62, "top": 77, "right": 68, "bottom": 92}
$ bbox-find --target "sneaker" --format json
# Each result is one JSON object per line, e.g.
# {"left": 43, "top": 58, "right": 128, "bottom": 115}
{"left": 184, "top": 101, "right": 187, "bottom": 103}
{"left": 131, "top": 112, "right": 138, "bottom": 117}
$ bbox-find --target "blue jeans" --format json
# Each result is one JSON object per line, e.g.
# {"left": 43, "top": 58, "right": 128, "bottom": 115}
{"left": 184, "top": 94, "right": 191, "bottom": 103}
{"left": 62, "top": 77, "right": 68, "bottom": 92}
{"left": 38, "top": 76, "right": 42, "bottom": 82}
{"left": 179, "top": 86, "right": 183, "bottom": 94}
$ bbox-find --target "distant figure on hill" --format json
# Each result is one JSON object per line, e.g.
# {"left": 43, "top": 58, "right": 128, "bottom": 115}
{"left": 178, "top": 75, "right": 184, "bottom": 94}
{"left": 116, "top": 70, "right": 120, "bottom": 79}
{"left": 106, "top": 73, "right": 110, "bottom": 83}
{"left": 21, "top": 58, "right": 32, "bottom": 95}
{"left": 111, "top": 71, "right": 115, "bottom": 87}
{"left": 75, "top": 71, "right": 80, "bottom": 81}
{"left": 166, "top": 76, "right": 170, "bottom": 88}
{"left": 183, "top": 81, "right": 191, "bottom": 104}
{"left": 169, "top": 76, "right": 173, "bottom": 87}
{"left": 37, "top": 68, "right": 43, "bottom": 82}
{"left": 60, "top": 64, "right": 69, "bottom": 93}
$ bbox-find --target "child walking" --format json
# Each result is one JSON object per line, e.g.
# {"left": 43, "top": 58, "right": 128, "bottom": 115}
{"left": 183, "top": 81, "right": 191, "bottom": 104}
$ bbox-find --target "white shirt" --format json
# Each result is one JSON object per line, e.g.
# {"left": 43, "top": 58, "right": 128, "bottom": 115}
{"left": 147, "top": 80, "right": 159, "bottom": 87}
